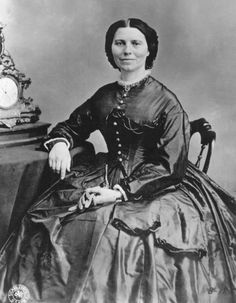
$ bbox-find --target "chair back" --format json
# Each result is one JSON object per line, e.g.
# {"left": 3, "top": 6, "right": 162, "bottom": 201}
{"left": 190, "top": 118, "right": 216, "bottom": 173}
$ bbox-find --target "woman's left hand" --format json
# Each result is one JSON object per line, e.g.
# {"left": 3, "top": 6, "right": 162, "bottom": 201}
{"left": 84, "top": 186, "right": 122, "bottom": 206}
{"left": 68, "top": 186, "right": 123, "bottom": 212}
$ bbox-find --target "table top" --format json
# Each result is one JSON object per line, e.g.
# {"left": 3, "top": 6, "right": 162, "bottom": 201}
{"left": 0, "top": 122, "right": 51, "bottom": 148}
{"left": 0, "top": 122, "right": 51, "bottom": 134}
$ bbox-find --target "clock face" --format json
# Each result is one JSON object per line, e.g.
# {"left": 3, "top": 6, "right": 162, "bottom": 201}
{"left": 0, "top": 76, "right": 19, "bottom": 109}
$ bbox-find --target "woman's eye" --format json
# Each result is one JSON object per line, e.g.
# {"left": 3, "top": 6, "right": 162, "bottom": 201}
{"left": 114, "top": 41, "right": 123, "bottom": 46}
{"left": 132, "top": 41, "right": 141, "bottom": 46}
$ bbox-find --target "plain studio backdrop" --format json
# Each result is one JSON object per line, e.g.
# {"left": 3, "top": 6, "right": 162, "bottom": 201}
{"left": 1, "top": 0, "right": 236, "bottom": 195}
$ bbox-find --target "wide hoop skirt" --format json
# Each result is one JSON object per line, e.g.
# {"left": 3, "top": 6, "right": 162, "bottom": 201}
{"left": 0, "top": 155, "right": 236, "bottom": 303}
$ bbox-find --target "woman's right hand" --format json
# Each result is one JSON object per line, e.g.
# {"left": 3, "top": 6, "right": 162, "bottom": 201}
{"left": 48, "top": 142, "right": 71, "bottom": 179}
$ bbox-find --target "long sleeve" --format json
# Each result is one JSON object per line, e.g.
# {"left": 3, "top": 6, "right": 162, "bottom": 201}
{"left": 120, "top": 102, "right": 191, "bottom": 199}
{"left": 44, "top": 97, "right": 98, "bottom": 150}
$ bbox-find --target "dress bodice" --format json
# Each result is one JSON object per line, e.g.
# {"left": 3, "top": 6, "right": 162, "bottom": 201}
{"left": 104, "top": 107, "right": 166, "bottom": 174}
{"left": 46, "top": 76, "right": 191, "bottom": 198}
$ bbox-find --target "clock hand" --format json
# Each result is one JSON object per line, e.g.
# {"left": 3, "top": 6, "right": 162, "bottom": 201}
{"left": 0, "top": 87, "right": 7, "bottom": 99}
{"left": 0, "top": 87, "right": 5, "bottom": 94}
{"left": 0, "top": 87, "right": 11, "bottom": 105}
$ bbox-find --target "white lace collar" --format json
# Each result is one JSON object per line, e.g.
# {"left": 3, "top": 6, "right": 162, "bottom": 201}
{"left": 117, "top": 70, "right": 151, "bottom": 89}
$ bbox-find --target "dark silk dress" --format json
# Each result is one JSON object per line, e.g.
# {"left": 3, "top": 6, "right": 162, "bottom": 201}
{"left": 0, "top": 76, "right": 236, "bottom": 303}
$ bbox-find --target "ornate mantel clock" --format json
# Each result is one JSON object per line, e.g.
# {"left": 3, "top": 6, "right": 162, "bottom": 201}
{"left": 0, "top": 23, "right": 50, "bottom": 148}
{"left": 0, "top": 23, "right": 41, "bottom": 128}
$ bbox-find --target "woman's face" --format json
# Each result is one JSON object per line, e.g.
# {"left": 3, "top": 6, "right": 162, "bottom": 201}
{"left": 111, "top": 27, "right": 149, "bottom": 74}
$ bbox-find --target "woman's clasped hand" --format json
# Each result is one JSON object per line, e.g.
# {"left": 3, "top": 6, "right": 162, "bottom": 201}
{"left": 69, "top": 186, "right": 123, "bottom": 211}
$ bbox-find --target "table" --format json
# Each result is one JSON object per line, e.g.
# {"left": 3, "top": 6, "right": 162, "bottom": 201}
{"left": 0, "top": 142, "right": 95, "bottom": 248}
{"left": 0, "top": 145, "right": 49, "bottom": 247}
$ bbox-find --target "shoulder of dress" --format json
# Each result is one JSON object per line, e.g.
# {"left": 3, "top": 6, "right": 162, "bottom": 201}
{"left": 94, "top": 82, "right": 117, "bottom": 94}
{"left": 150, "top": 78, "right": 177, "bottom": 101}
{"left": 89, "top": 82, "right": 117, "bottom": 101}
{"left": 151, "top": 78, "right": 185, "bottom": 113}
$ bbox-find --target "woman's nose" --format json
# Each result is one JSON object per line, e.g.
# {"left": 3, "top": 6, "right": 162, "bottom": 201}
{"left": 124, "top": 43, "right": 132, "bottom": 55}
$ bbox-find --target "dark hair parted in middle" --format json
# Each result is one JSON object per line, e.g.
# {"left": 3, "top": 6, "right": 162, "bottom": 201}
{"left": 105, "top": 18, "right": 159, "bottom": 70}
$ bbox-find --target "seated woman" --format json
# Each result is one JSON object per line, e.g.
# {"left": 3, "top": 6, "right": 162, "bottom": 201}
{"left": 0, "top": 18, "right": 235, "bottom": 303}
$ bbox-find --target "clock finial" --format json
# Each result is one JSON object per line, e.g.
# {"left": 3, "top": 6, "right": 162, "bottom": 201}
{"left": 0, "top": 22, "right": 5, "bottom": 56}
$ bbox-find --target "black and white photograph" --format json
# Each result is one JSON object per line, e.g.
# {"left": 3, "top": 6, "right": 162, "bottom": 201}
{"left": 0, "top": 1, "right": 236, "bottom": 302}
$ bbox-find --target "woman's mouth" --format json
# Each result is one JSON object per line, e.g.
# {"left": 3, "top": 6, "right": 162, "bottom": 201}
{"left": 120, "top": 58, "right": 135, "bottom": 63}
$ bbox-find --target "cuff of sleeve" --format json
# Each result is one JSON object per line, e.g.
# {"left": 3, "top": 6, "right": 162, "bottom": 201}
{"left": 44, "top": 137, "right": 70, "bottom": 151}
{"left": 113, "top": 184, "right": 128, "bottom": 201}
{"left": 119, "top": 179, "right": 143, "bottom": 201}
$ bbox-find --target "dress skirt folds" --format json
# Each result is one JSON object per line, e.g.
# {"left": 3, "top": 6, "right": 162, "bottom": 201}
{"left": 0, "top": 76, "right": 235, "bottom": 303}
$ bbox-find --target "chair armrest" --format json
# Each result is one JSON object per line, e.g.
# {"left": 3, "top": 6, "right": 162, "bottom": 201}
{"left": 70, "top": 141, "right": 96, "bottom": 167}
{"left": 190, "top": 118, "right": 216, "bottom": 144}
